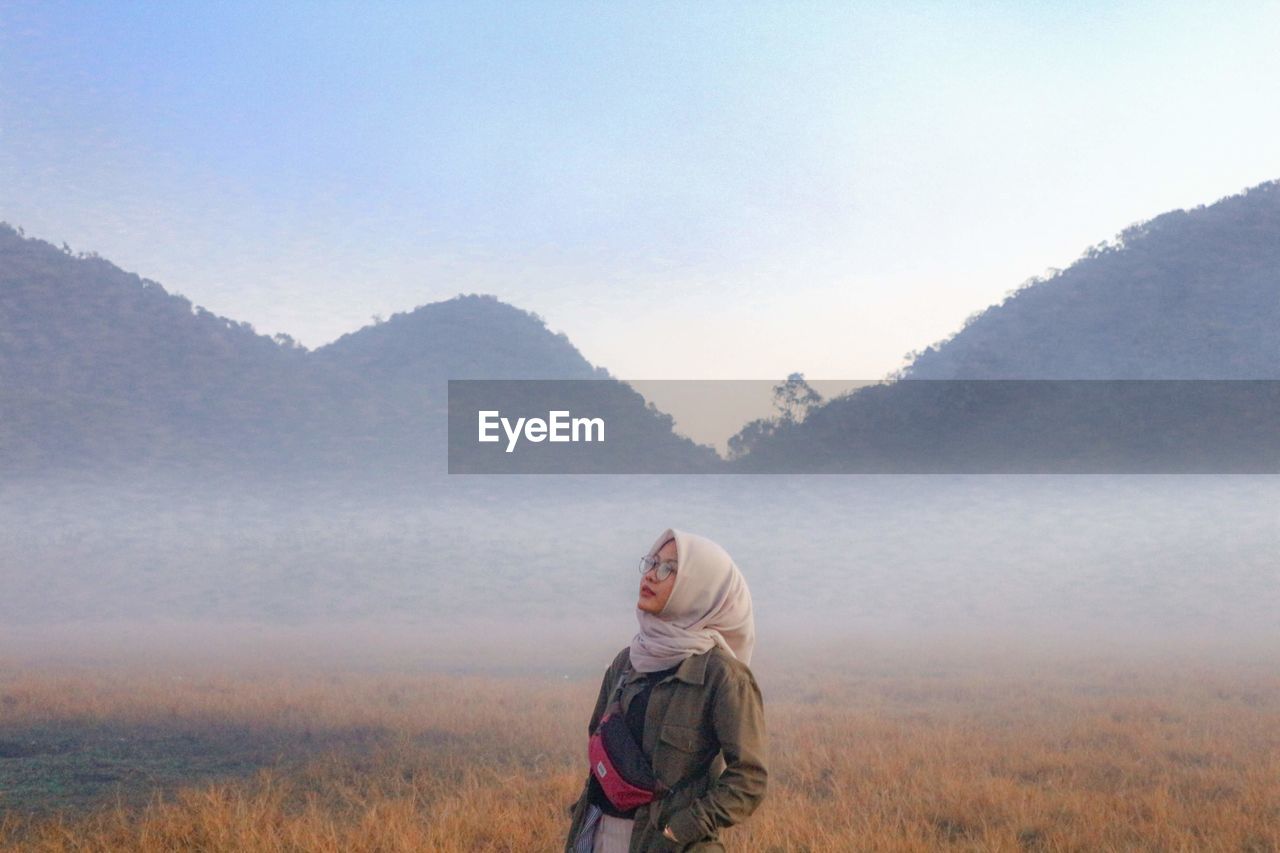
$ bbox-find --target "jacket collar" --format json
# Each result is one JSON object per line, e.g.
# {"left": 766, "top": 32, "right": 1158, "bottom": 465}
{"left": 669, "top": 649, "right": 710, "bottom": 685}
{"left": 623, "top": 647, "right": 712, "bottom": 686}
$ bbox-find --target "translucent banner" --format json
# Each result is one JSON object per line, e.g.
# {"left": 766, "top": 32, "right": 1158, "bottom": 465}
{"left": 447, "top": 380, "right": 1280, "bottom": 474}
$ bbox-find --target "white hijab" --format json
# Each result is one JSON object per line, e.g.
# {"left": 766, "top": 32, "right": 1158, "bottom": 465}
{"left": 629, "top": 528, "right": 755, "bottom": 673}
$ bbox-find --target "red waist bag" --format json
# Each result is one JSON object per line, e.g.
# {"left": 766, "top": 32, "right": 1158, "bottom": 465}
{"left": 588, "top": 673, "right": 666, "bottom": 811}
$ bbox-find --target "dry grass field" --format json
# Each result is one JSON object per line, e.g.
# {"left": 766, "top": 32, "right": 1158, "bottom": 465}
{"left": 1, "top": 638, "right": 1277, "bottom": 852}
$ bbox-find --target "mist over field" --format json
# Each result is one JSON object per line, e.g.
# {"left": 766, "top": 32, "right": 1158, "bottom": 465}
{"left": 4, "top": 473, "right": 1276, "bottom": 671}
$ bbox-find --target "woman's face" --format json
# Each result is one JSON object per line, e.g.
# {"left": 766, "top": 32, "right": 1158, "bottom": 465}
{"left": 637, "top": 537, "right": 678, "bottom": 616}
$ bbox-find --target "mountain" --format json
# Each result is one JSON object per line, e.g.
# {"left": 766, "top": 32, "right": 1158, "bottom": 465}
{"left": 730, "top": 180, "right": 1280, "bottom": 472}
{"left": 903, "top": 180, "right": 1280, "bottom": 379}
{"left": 0, "top": 224, "right": 350, "bottom": 477}
{"left": 311, "top": 295, "right": 720, "bottom": 474}
{"left": 306, "top": 295, "right": 605, "bottom": 473}
{"left": 314, "top": 294, "right": 608, "bottom": 382}
{"left": 0, "top": 225, "right": 714, "bottom": 479}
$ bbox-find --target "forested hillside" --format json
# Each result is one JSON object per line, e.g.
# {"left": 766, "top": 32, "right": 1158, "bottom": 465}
{"left": 903, "top": 180, "right": 1280, "bottom": 379}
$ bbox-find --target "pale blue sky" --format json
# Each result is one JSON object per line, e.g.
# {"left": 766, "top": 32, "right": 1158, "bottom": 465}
{"left": 3, "top": 1, "right": 1278, "bottom": 378}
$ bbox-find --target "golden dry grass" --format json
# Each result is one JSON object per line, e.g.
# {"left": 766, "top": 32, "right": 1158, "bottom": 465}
{"left": 1, "top": 644, "right": 1277, "bottom": 852}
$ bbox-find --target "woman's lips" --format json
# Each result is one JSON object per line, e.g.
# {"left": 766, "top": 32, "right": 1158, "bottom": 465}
{"left": 640, "top": 586, "right": 654, "bottom": 597}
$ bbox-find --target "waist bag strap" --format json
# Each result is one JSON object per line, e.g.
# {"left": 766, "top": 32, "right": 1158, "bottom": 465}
{"left": 597, "top": 665, "right": 703, "bottom": 821}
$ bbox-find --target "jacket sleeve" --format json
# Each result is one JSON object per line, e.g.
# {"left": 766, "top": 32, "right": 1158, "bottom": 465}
{"left": 664, "top": 664, "right": 768, "bottom": 843}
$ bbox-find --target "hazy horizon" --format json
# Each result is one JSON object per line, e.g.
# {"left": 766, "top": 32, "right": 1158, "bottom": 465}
{"left": 4, "top": 474, "right": 1276, "bottom": 663}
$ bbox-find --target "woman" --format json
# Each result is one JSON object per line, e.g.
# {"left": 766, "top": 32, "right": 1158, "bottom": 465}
{"left": 564, "top": 528, "right": 767, "bottom": 852}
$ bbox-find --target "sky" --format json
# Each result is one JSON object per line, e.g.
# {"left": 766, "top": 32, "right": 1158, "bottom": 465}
{"left": 2, "top": 0, "right": 1279, "bottom": 380}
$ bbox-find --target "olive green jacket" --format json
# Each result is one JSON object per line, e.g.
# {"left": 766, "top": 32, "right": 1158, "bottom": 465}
{"left": 564, "top": 645, "right": 768, "bottom": 852}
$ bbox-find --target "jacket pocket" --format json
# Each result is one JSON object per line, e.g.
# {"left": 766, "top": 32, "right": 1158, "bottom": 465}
{"left": 655, "top": 773, "right": 699, "bottom": 846}
{"left": 659, "top": 723, "right": 699, "bottom": 751}
{"left": 657, "top": 723, "right": 707, "bottom": 784}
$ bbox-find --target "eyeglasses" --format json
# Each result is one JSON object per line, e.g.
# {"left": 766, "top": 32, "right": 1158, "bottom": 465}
{"left": 638, "top": 555, "right": 678, "bottom": 582}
